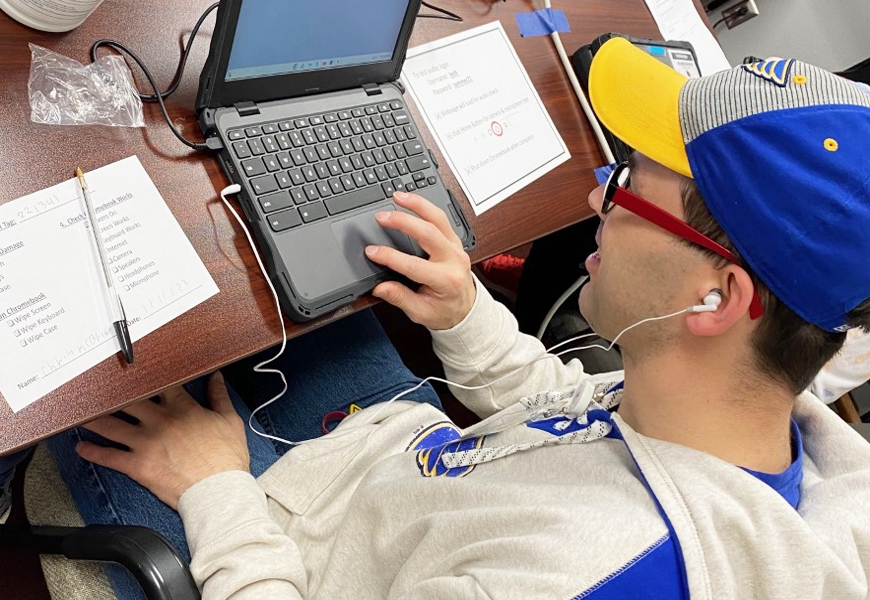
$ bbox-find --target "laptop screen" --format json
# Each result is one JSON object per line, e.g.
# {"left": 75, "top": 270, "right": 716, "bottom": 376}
{"left": 225, "top": 0, "right": 412, "bottom": 82}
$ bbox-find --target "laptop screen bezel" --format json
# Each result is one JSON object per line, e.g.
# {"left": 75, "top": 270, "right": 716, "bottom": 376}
{"left": 198, "top": 0, "right": 421, "bottom": 110}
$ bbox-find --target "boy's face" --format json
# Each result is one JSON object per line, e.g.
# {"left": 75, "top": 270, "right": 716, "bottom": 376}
{"left": 579, "top": 154, "right": 714, "bottom": 353}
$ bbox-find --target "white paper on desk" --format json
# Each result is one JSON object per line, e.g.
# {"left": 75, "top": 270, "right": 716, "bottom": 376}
{"left": 644, "top": 0, "right": 731, "bottom": 76}
{"left": 401, "top": 21, "right": 570, "bottom": 216}
{"left": 0, "top": 156, "right": 218, "bottom": 412}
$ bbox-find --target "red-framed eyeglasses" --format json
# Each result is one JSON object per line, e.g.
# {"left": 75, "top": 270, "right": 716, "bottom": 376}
{"left": 603, "top": 162, "right": 764, "bottom": 320}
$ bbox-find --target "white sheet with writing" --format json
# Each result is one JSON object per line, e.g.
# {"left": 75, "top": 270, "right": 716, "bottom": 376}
{"left": 0, "top": 156, "right": 218, "bottom": 412}
{"left": 402, "top": 21, "right": 570, "bottom": 215}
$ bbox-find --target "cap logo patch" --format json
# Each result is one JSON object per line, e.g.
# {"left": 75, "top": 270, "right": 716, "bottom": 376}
{"left": 741, "top": 59, "right": 796, "bottom": 87}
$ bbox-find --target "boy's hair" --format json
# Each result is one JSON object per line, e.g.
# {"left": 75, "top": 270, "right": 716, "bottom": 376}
{"left": 681, "top": 180, "right": 870, "bottom": 395}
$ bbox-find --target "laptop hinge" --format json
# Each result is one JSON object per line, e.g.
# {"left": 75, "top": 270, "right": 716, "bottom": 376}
{"left": 233, "top": 101, "right": 260, "bottom": 117}
{"left": 361, "top": 83, "right": 382, "bottom": 96}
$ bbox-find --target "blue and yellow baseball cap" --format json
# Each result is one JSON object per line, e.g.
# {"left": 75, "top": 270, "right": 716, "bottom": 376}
{"left": 589, "top": 37, "right": 870, "bottom": 332}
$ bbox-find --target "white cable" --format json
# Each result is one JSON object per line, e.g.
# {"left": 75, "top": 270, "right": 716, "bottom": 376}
{"left": 536, "top": 274, "right": 588, "bottom": 339}
{"left": 219, "top": 188, "right": 693, "bottom": 450}
{"left": 219, "top": 185, "right": 291, "bottom": 448}
{"left": 543, "top": 0, "right": 616, "bottom": 164}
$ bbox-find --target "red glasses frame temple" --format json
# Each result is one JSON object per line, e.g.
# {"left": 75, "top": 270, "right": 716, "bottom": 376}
{"left": 609, "top": 186, "right": 764, "bottom": 320}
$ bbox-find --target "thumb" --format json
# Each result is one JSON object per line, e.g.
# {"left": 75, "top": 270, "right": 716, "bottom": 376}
{"left": 208, "top": 371, "right": 235, "bottom": 417}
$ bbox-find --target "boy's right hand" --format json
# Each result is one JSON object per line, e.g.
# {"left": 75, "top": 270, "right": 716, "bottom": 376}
{"left": 365, "top": 192, "right": 476, "bottom": 330}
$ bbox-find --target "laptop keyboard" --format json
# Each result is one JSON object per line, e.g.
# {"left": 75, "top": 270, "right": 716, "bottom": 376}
{"left": 228, "top": 100, "right": 439, "bottom": 233}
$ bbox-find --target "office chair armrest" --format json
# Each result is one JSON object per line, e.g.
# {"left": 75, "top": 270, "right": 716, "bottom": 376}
{"left": 0, "top": 524, "right": 200, "bottom": 600}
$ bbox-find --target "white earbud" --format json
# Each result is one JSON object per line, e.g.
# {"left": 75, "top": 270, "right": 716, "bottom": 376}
{"left": 687, "top": 290, "right": 722, "bottom": 313}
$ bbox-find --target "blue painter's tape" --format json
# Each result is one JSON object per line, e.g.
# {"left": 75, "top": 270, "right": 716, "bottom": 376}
{"left": 516, "top": 8, "right": 570, "bottom": 37}
{"left": 648, "top": 45, "right": 667, "bottom": 56}
{"left": 594, "top": 162, "right": 618, "bottom": 185}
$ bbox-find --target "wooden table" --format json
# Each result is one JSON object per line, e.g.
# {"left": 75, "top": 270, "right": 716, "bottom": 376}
{"left": 0, "top": 0, "right": 694, "bottom": 453}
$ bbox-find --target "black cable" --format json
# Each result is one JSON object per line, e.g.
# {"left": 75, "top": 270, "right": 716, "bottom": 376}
{"left": 89, "top": 2, "right": 219, "bottom": 150}
{"left": 419, "top": 1, "right": 463, "bottom": 21}
{"left": 711, "top": 16, "right": 726, "bottom": 28}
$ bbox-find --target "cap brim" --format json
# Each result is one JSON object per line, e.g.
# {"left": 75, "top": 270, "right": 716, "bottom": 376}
{"left": 589, "top": 37, "right": 692, "bottom": 178}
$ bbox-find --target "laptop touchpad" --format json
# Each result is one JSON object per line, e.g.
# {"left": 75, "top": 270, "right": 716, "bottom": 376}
{"left": 331, "top": 207, "right": 417, "bottom": 281}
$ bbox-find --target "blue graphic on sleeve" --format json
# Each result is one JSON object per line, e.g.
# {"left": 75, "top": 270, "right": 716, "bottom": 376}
{"left": 409, "top": 422, "right": 485, "bottom": 478}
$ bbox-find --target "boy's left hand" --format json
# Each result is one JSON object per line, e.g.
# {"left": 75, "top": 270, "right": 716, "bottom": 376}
{"left": 76, "top": 371, "right": 249, "bottom": 510}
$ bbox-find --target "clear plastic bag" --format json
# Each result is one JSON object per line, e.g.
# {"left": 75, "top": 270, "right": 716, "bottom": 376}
{"left": 27, "top": 43, "right": 144, "bottom": 127}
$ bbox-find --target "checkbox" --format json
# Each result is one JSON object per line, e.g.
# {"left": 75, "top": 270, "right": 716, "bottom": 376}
{"left": 20, "top": 340, "right": 27, "bottom": 347}
{"left": 124, "top": 285, "right": 130, "bottom": 291}
{"left": 13, "top": 330, "right": 20, "bottom": 337}
{"left": 112, "top": 266, "right": 118, "bottom": 273}
{"left": 6, "top": 320, "right": 13, "bottom": 327}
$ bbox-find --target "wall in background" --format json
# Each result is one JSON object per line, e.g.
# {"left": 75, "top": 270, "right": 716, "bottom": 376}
{"left": 711, "top": 0, "right": 870, "bottom": 71}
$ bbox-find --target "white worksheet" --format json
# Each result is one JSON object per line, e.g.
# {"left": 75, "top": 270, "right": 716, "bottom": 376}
{"left": 402, "top": 21, "right": 570, "bottom": 215}
{"left": 0, "top": 156, "right": 219, "bottom": 412}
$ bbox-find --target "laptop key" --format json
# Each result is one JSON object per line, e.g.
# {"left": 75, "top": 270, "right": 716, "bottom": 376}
{"left": 249, "top": 138, "right": 266, "bottom": 155}
{"left": 316, "top": 181, "right": 332, "bottom": 197}
{"left": 393, "top": 112, "right": 410, "bottom": 125}
{"left": 383, "top": 147, "right": 397, "bottom": 162}
{"left": 352, "top": 108, "right": 365, "bottom": 117}
{"left": 372, "top": 116, "right": 385, "bottom": 130}
{"left": 329, "top": 178, "right": 344, "bottom": 194}
{"left": 362, "top": 134, "right": 376, "bottom": 149}
{"left": 228, "top": 129, "right": 245, "bottom": 140}
{"left": 374, "top": 166, "right": 388, "bottom": 181}
{"left": 381, "top": 181, "right": 396, "bottom": 196}
{"left": 363, "top": 169, "right": 377, "bottom": 184}
{"left": 326, "top": 124, "right": 341, "bottom": 139}
{"left": 373, "top": 132, "right": 387, "bottom": 147}
{"left": 233, "top": 141, "right": 252, "bottom": 159}
{"left": 245, "top": 126, "right": 262, "bottom": 137}
{"left": 268, "top": 208, "right": 302, "bottom": 232}
{"left": 324, "top": 186, "right": 385, "bottom": 215}
{"left": 300, "top": 201, "right": 327, "bottom": 223}
{"left": 364, "top": 105, "right": 377, "bottom": 115}
{"left": 326, "top": 160, "right": 342, "bottom": 176}
{"left": 290, "top": 149, "right": 306, "bottom": 166}
{"left": 259, "top": 191, "right": 293, "bottom": 213}
{"left": 278, "top": 120, "right": 295, "bottom": 131}
{"left": 406, "top": 156, "right": 431, "bottom": 172}
{"left": 264, "top": 156, "right": 281, "bottom": 172}
{"left": 339, "top": 157, "right": 354, "bottom": 173}
{"left": 303, "top": 166, "right": 318, "bottom": 182}
{"left": 406, "top": 182, "right": 415, "bottom": 192}
{"left": 338, "top": 110, "right": 352, "bottom": 120}
{"left": 302, "top": 129, "right": 317, "bottom": 145}
{"left": 294, "top": 119, "right": 308, "bottom": 129}
{"left": 404, "top": 141, "right": 424, "bottom": 155}
{"left": 263, "top": 136, "right": 279, "bottom": 153}
{"left": 290, "top": 188, "right": 307, "bottom": 204}
{"left": 316, "top": 145, "right": 331, "bottom": 161}
{"left": 350, "top": 120, "right": 364, "bottom": 135}
{"left": 324, "top": 113, "right": 338, "bottom": 123}
{"left": 340, "top": 140, "right": 355, "bottom": 155}
{"left": 314, "top": 126, "right": 329, "bottom": 142}
{"left": 289, "top": 169, "right": 305, "bottom": 185}
{"left": 341, "top": 175, "right": 356, "bottom": 191}
{"left": 353, "top": 172, "right": 367, "bottom": 188}
{"left": 395, "top": 127, "right": 407, "bottom": 142}
{"left": 361, "top": 117, "right": 374, "bottom": 133}
{"left": 396, "top": 160, "right": 409, "bottom": 176}
{"left": 251, "top": 174, "right": 278, "bottom": 195}
{"left": 352, "top": 137, "right": 365, "bottom": 152}
{"left": 276, "top": 172, "right": 293, "bottom": 189}
{"left": 404, "top": 125, "right": 417, "bottom": 139}
{"left": 385, "top": 163, "right": 399, "bottom": 179}
{"left": 392, "top": 178, "right": 406, "bottom": 192}
{"left": 373, "top": 149, "right": 387, "bottom": 164}
{"left": 304, "top": 147, "right": 319, "bottom": 163}
{"left": 413, "top": 172, "right": 426, "bottom": 182}
{"left": 315, "top": 164, "right": 330, "bottom": 180}
{"left": 262, "top": 123, "right": 279, "bottom": 134}
{"left": 328, "top": 141, "right": 343, "bottom": 158}
{"left": 276, "top": 133, "right": 292, "bottom": 150}
{"left": 309, "top": 116, "right": 324, "bottom": 126}
{"left": 377, "top": 103, "right": 391, "bottom": 112}
{"left": 303, "top": 184, "right": 319, "bottom": 201}
{"left": 384, "top": 130, "right": 397, "bottom": 145}
{"left": 390, "top": 101, "right": 402, "bottom": 110}
{"left": 290, "top": 131, "right": 305, "bottom": 147}
{"left": 362, "top": 152, "right": 376, "bottom": 167}
{"left": 393, "top": 143, "right": 407, "bottom": 158}
{"left": 241, "top": 157, "right": 266, "bottom": 176}
{"left": 351, "top": 155, "right": 364, "bottom": 170}
{"left": 383, "top": 114, "right": 396, "bottom": 128}
{"left": 338, "top": 122, "right": 353, "bottom": 137}
{"left": 427, "top": 176, "right": 437, "bottom": 185}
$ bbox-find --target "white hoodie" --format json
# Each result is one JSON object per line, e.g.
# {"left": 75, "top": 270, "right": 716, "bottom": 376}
{"left": 178, "top": 284, "right": 870, "bottom": 599}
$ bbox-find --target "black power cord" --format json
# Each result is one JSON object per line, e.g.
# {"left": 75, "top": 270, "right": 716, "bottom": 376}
{"left": 89, "top": 2, "right": 220, "bottom": 151}
{"left": 419, "top": 1, "right": 463, "bottom": 21}
{"left": 91, "top": 1, "right": 466, "bottom": 151}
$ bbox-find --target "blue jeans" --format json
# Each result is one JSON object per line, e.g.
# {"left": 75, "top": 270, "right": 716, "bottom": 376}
{"left": 43, "top": 310, "right": 440, "bottom": 600}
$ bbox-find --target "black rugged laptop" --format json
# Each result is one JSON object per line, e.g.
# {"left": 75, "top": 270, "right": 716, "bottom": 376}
{"left": 196, "top": 0, "right": 475, "bottom": 321}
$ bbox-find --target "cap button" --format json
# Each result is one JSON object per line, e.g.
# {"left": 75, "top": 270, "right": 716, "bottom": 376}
{"left": 824, "top": 138, "right": 839, "bottom": 152}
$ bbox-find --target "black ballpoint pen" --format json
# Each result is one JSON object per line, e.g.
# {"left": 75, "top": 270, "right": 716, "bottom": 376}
{"left": 75, "top": 167, "right": 134, "bottom": 364}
